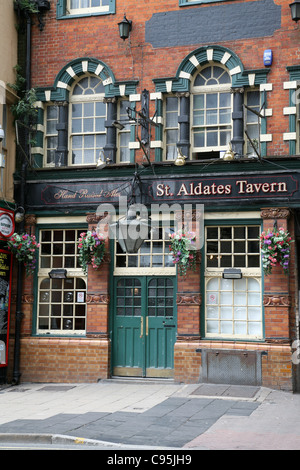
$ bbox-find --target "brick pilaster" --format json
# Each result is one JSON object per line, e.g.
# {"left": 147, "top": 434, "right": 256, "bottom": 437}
{"left": 261, "top": 208, "right": 291, "bottom": 341}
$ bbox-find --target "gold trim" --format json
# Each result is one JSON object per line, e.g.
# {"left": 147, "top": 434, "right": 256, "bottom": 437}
{"left": 113, "top": 367, "right": 143, "bottom": 377}
{"left": 146, "top": 368, "right": 174, "bottom": 378}
{"left": 112, "top": 367, "right": 174, "bottom": 378}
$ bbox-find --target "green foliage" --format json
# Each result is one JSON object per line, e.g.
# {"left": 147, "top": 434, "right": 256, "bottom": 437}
{"left": 14, "top": 0, "right": 39, "bottom": 14}
{"left": 260, "top": 227, "right": 293, "bottom": 275}
{"left": 78, "top": 231, "right": 106, "bottom": 275}
{"left": 10, "top": 88, "right": 38, "bottom": 123}
{"left": 7, "top": 233, "right": 40, "bottom": 276}
{"left": 169, "top": 228, "right": 197, "bottom": 276}
{"left": 8, "top": 65, "right": 38, "bottom": 124}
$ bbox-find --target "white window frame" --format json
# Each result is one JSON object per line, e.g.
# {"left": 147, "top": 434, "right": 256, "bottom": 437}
{"left": 69, "top": 75, "right": 106, "bottom": 166}
{"left": 163, "top": 95, "right": 179, "bottom": 161}
{"left": 114, "top": 215, "right": 176, "bottom": 276}
{"left": 191, "top": 65, "right": 232, "bottom": 155}
{"left": 244, "top": 89, "right": 261, "bottom": 157}
{"left": 116, "top": 99, "right": 131, "bottom": 163}
{"left": 204, "top": 224, "right": 262, "bottom": 340}
{"left": 67, "top": 0, "right": 110, "bottom": 15}
{"left": 44, "top": 104, "right": 59, "bottom": 167}
{"left": 37, "top": 227, "right": 86, "bottom": 335}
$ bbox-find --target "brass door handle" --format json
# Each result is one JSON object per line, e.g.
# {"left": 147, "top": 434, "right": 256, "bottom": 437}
{"left": 146, "top": 316, "right": 149, "bottom": 336}
{"left": 140, "top": 316, "right": 143, "bottom": 338}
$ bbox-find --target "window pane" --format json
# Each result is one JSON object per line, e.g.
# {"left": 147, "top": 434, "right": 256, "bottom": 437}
{"left": 194, "top": 94, "right": 204, "bottom": 108}
{"left": 96, "top": 101, "right": 106, "bottom": 115}
{"left": 84, "top": 102, "right": 93, "bottom": 117}
{"left": 218, "top": 71, "right": 231, "bottom": 84}
{"left": 219, "top": 108, "right": 231, "bottom": 124}
{"left": 193, "top": 110, "right": 204, "bottom": 126}
{"left": 166, "top": 129, "right": 178, "bottom": 145}
{"left": 71, "top": 0, "right": 80, "bottom": 8}
{"left": 166, "top": 112, "right": 178, "bottom": 128}
{"left": 220, "top": 227, "right": 231, "bottom": 239}
{"left": 220, "top": 93, "right": 231, "bottom": 107}
{"left": 220, "top": 128, "right": 231, "bottom": 146}
{"left": 206, "top": 94, "right": 217, "bottom": 108}
{"left": 194, "top": 129, "right": 205, "bottom": 147}
{"left": 166, "top": 97, "right": 178, "bottom": 112}
{"left": 207, "top": 227, "right": 218, "bottom": 238}
{"left": 207, "top": 129, "right": 218, "bottom": 146}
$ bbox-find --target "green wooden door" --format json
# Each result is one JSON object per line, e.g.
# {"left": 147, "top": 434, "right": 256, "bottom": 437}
{"left": 112, "top": 277, "right": 176, "bottom": 378}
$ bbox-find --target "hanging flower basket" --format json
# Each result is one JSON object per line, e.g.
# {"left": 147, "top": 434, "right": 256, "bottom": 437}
{"left": 260, "top": 227, "right": 293, "bottom": 275}
{"left": 78, "top": 231, "right": 106, "bottom": 275}
{"left": 169, "top": 228, "right": 197, "bottom": 276}
{"left": 7, "top": 232, "right": 40, "bottom": 276}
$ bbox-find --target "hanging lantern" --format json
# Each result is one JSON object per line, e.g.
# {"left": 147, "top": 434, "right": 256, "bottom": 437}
{"left": 290, "top": 1, "right": 300, "bottom": 22}
{"left": 111, "top": 205, "right": 150, "bottom": 253}
{"left": 118, "top": 14, "right": 132, "bottom": 40}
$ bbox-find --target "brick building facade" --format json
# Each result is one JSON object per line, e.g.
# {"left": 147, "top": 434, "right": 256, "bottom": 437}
{"left": 6, "top": 0, "right": 300, "bottom": 391}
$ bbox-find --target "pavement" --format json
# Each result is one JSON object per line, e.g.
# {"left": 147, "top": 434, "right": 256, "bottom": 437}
{"left": 0, "top": 379, "right": 300, "bottom": 450}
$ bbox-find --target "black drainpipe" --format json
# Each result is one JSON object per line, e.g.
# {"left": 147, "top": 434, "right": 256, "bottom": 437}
{"left": 12, "top": 13, "right": 31, "bottom": 386}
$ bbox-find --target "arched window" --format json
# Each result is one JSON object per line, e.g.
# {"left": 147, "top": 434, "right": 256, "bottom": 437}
{"left": 70, "top": 75, "right": 106, "bottom": 166}
{"left": 192, "top": 65, "right": 232, "bottom": 158}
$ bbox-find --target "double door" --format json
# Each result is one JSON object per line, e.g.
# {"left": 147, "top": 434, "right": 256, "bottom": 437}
{"left": 112, "top": 276, "right": 176, "bottom": 378}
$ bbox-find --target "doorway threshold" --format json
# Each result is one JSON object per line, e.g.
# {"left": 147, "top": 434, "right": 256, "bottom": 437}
{"left": 100, "top": 376, "right": 176, "bottom": 385}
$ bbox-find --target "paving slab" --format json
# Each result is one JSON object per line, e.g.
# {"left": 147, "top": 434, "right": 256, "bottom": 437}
{"left": 0, "top": 382, "right": 299, "bottom": 449}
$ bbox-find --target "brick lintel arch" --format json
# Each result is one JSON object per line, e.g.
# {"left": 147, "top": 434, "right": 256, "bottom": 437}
{"left": 36, "top": 57, "right": 138, "bottom": 102}
{"left": 153, "top": 45, "right": 269, "bottom": 93}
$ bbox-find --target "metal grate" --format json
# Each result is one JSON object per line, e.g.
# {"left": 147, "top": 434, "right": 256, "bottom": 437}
{"left": 191, "top": 383, "right": 259, "bottom": 398}
{"left": 38, "top": 385, "right": 75, "bottom": 392}
{"left": 201, "top": 349, "right": 262, "bottom": 386}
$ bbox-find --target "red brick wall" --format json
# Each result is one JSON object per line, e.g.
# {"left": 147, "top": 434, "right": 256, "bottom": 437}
{"left": 30, "top": 0, "right": 297, "bottom": 160}
{"left": 10, "top": 0, "right": 299, "bottom": 388}
{"left": 173, "top": 207, "right": 296, "bottom": 391}
{"left": 174, "top": 341, "right": 293, "bottom": 391}
{"left": 7, "top": 337, "right": 110, "bottom": 383}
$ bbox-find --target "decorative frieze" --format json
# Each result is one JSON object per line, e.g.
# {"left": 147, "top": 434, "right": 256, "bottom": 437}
{"left": 25, "top": 215, "right": 37, "bottom": 226}
{"left": 263, "top": 294, "right": 291, "bottom": 307}
{"left": 260, "top": 207, "right": 290, "bottom": 220}
{"left": 177, "top": 293, "right": 201, "bottom": 306}
{"left": 86, "top": 293, "right": 110, "bottom": 304}
{"left": 176, "top": 335, "right": 201, "bottom": 342}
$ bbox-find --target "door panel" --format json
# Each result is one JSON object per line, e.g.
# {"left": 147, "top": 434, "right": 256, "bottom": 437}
{"left": 113, "top": 278, "right": 144, "bottom": 376}
{"left": 112, "top": 276, "right": 176, "bottom": 378}
{"left": 146, "top": 278, "right": 175, "bottom": 375}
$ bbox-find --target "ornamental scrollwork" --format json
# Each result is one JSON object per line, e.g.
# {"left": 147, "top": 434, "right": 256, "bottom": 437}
{"left": 177, "top": 293, "right": 201, "bottom": 305}
{"left": 260, "top": 208, "right": 290, "bottom": 220}
{"left": 86, "top": 293, "right": 110, "bottom": 304}
{"left": 263, "top": 294, "right": 291, "bottom": 307}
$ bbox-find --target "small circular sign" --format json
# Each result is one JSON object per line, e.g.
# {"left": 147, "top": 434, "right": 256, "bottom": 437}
{"left": 0, "top": 212, "right": 15, "bottom": 238}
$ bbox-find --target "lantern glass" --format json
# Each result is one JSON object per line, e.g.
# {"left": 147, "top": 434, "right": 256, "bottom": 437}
{"left": 118, "top": 16, "right": 132, "bottom": 40}
{"left": 290, "top": 1, "right": 300, "bottom": 21}
{"left": 112, "top": 209, "right": 150, "bottom": 254}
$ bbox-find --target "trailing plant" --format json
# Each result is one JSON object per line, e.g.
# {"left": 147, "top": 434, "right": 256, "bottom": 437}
{"left": 7, "top": 232, "right": 40, "bottom": 276}
{"left": 14, "top": 0, "right": 39, "bottom": 15}
{"left": 8, "top": 65, "right": 38, "bottom": 124}
{"left": 169, "top": 228, "right": 197, "bottom": 276}
{"left": 78, "top": 231, "right": 106, "bottom": 275}
{"left": 260, "top": 227, "right": 293, "bottom": 275}
{"left": 10, "top": 88, "right": 38, "bottom": 124}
